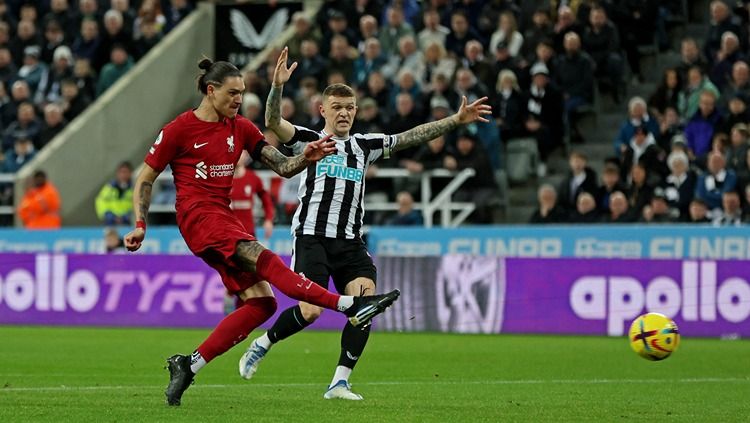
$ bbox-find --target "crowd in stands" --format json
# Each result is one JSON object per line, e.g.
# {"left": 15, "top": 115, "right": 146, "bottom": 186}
{"left": 530, "top": 0, "right": 750, "bottom": 226}
{"left": 0, "top": 0, "right": 195, "bottom": 213}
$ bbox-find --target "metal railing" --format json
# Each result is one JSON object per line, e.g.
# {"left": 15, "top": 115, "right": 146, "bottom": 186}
{"left": 149, "top": 167, "right": 477, "bottom": 228}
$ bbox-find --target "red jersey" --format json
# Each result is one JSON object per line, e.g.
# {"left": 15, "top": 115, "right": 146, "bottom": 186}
{"left": 230, "top": 169, "right": 275, "bottom": 235}
{"left": 145, "top": 110, "right": 266, "bottom": 216}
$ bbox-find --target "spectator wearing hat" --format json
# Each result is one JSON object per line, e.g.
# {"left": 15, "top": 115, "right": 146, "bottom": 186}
{"left": 379, "top": 6, "right": 414, "bottom": 58}
{"left": 685, "top": 90, "right": 724, "bottom": 160}
{"left": 581, "top": 6, "right": 623, "bottom": 103}
{"left": 686, "top": 198, "right": 712, "bottom": 223}
{"left": 696, "top": 151, "right": 737, "bottom": 211}
{"left": 620, "top": 124, "right": 668, "bottom": 184}
{"left": 614, "top": 97, "right": 661, "bottom": 155}
{"left": 96, "top": 43, "right": 133, "bottom": 96}
{"left": 493, "top": 69, "right": 524, "bottom": 142}
{"left": 489, "top": 11, "right": 524, "bottom": 58}
{"left": 40, "top": 45, "right": 74, "bottom": 105}
{"left": 664, "top": 150, "right": 697, "bottom": 219}
{"left": 17, "top": 45, "right": 48, "bottom": 100}
{"left": 602, "top": 191, "right": 634, "bottom": 223}
{"left": 558, "top": 150, "right": 598, "bottom": 212}
{"left": 554, "top": 32, "right": 594, "bottom": 144}
{"left": 522, "top": 62, "right": 564, "bottom": 176}
{"left": 596, "top": 160, "right": 628, "bottom": 213}
{"left": 418, "top": 9, "right": 450, "bottom": 49}
{"left": 529, "top": 184, "right": 567, "bottom": 224}
{"left": 453, "top": 131, "right": 498, "bottom": 223}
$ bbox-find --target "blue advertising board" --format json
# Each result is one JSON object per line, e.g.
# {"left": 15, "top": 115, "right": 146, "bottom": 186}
{"left": 366, "top": 225, "right": 750, "bottom": 259}
{"left": 1, "top": 225, "right": 749, "bottom": 259}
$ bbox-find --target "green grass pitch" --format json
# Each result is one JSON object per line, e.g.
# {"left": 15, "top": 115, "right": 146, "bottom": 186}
{"left": 0, "top": 326, "right": 748, "bottom": 422}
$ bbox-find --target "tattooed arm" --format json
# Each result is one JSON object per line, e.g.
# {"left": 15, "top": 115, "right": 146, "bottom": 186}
{"left": 265, "top": 47, "right": 297, "bottom": 143}
{"left": 123, "top": 164, "right": 160, "bottom": 251}
{"left": 260, "top": 135, "right": 335, "bottom": 178}
{"left": 393, "top": 96, "right": 493, "bottom": 153}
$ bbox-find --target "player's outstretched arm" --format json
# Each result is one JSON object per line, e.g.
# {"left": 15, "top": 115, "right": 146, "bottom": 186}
{"left": 259, "top": 135, "right": 335, "bottom": 178}
{"left": 124, "top": 164, "right": 160, "bottom": 251}
{"left": 265, "top": 47, "right": 296, "bottom": 143}
{"left": 393, "top": 96, "right": 492, "bottom": 153}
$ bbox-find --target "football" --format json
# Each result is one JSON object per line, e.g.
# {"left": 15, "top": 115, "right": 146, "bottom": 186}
{"left": 629, "top": 312, "right": 680, "bottom": 361}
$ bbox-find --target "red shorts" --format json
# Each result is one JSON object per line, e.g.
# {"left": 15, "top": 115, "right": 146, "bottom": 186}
{"left": 177, "top": 206, "right": 262, "bottom": 294}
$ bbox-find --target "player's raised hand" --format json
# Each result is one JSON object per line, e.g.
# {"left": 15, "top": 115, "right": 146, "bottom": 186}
{"left": 272, "top": 47, "right": 297, "bottom": 87}
{"left": 124, "top": 228, "right": 145, "bottom": 252}
{"left": 303, "top": 134, "right": 336, "bottom": 161}
{"left": 455, "top": 96, "right": 492, "bottom": 125}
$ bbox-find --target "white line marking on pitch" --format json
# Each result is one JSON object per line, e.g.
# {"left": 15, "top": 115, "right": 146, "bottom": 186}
{"left": 0, "top": 378, "right": 747, "bottom": 392}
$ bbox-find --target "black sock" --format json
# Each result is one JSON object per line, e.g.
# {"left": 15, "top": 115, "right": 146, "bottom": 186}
{"left": 267, "top": 306, "right": 311, "bottom": 343}
{"left": 338, "top": 322, "right": 371, "bottom": 369}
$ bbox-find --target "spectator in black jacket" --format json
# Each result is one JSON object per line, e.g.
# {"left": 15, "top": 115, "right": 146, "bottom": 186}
{"left": 522, "top": 62, "right": 564, "bottom": 177}
{"left": 529, "top": 184, "right": 567, "bottom": 224}
{"left": 602, "top": 191, "right": 635, "bottom": 223}
{"left": 493, "top": 69, "right": 524, "bottom": 141}
{"left": 37, "top": 102, "right": 67, "bottom": 150}
{"left": 609, "top": 0, "right": 658, "bottom": 83}
{"left": 558, "top": 150, "right": 599, "bottom": 212}
{"left": 597, "top": 161, "right": 628, "bottom": 213}
{"left": 581, "top": 6, "right": 623, "bottom": 102}
{"left": 452, "top": 131, "right": 498, "bottom": 223}
{"left": 60, "top": 78, "right": 90, "bottom": 122}
{"left": 570, "top": 191, "right": 600, "bottom": 223}
{"left": 620, "top": 124, "right": 668, "bottom": 184}
{"left": 648, "top": 68, "right": 681, "bottom": 120}
{"left": 627, "top": 162, "right": 654, "bottom": 216}
{"left": 555, "top": 32, "right": 594, "bottom": 143}
{"left": 676, "top": 37, "right": 709, "bottom": 83}
{"left": 704, "top": 1, "right": 745, "bottom": 66}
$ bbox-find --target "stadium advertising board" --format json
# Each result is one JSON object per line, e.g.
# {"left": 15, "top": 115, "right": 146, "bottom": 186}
{"left": 0, "top": 253, "right": 346, "bottom": 329}
{"left": 1, "top": 253, "right": 746, "bottom": 338}
{"left": 376, "top": 256, "right": 749, "bottom": 338}
{"left": 367, "top": 225, "right": 750, "bottom": 259}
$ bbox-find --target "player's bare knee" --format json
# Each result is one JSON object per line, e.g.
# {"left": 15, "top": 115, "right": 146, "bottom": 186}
{"left": 299, "top": 302, "right": 323, "bottom": 321}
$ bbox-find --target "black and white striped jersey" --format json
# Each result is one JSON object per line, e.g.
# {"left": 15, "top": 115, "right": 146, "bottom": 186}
{"left": 284, "top": 125, "right": 395, "bottom": 240}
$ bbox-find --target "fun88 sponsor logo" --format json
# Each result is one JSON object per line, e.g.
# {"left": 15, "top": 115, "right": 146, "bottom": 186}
{"left": 316, "top": 155, "right": 363, "bottom": 182}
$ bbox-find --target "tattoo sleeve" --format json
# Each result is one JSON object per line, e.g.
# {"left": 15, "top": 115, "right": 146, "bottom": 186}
{"left": 393, "top": 116, "right": 460, "bottom": 153}
{"left": 260, "top": 144, "right": 309, "bottom": 178}
{"left": 265, "top": 85, "right": 283, "bottom": 128}
{"left": 232, "top": 240, "right": 267, "bottom": 273}
{"left": 135, "top": 181, "right": 152, "bottom": 224}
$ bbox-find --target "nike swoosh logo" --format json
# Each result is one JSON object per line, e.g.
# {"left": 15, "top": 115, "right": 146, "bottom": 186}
{"left": 194, "top": 142, "right": 208, "bottom": 149}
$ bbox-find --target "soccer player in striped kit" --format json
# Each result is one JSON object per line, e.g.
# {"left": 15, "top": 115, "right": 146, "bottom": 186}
{"left": 240, "top": 47, "right": 491, "bottom": 400}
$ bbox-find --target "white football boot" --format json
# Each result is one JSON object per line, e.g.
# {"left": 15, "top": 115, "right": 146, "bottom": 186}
{"left": 323, "top": 380, "right": 363, "bottom": 400}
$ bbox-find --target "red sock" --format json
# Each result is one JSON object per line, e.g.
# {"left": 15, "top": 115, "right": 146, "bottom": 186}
{"left": 197, "top": 296, "right": 277, "bottom": 362}
{"left": 255, "top": 250, "right": 340, "bottom": 310}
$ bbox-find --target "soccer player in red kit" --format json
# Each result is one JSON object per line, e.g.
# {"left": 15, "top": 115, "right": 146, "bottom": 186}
{"left": 123, "top": 59, "right": 400, "bottom": 406}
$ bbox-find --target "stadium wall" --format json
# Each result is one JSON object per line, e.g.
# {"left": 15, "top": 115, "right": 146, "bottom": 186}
{"left": 13, "top": 3, "right": 215, "bottom": 226}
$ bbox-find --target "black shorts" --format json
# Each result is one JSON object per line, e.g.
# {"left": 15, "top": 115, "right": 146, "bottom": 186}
{"left": 291, "top": 235, "right": 377, "bottom": 294}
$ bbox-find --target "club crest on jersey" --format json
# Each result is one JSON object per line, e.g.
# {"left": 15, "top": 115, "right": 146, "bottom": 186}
{"left": 316, "top": 155, "right": 363, "bottom": 182}
{"left": 227, "top": 135, "right": 235, "bottom": 152}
